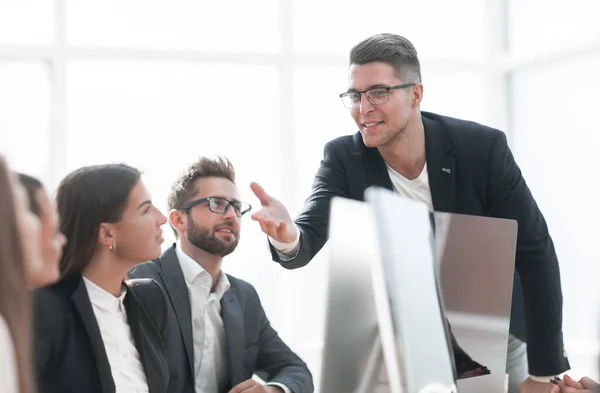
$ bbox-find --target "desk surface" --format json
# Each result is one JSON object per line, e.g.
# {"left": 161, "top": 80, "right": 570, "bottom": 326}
{"left": 456, "top": 373, "right": 508, "bottom": 393}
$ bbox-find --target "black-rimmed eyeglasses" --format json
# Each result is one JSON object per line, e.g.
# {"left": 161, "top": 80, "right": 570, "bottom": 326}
{"left": 339, "top": 83, "right": 416, "bottom": 109}
{"left": 178, "top": 196, "right": 252, "bottom": 217}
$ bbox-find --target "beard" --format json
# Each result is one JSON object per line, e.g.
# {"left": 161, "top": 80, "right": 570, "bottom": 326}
{"left": 186, "top": 214, "right": 239, "bottom": 257}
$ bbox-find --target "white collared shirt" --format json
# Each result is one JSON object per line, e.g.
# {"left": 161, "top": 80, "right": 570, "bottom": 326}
{"left": 176, "top": 245, "right": 231, "bottom": 393}
{"left": 176, "top": 245, "right": 291, "bottom": 393}
{"left": 83, "top": 277, "right": 149, "bottom": 393}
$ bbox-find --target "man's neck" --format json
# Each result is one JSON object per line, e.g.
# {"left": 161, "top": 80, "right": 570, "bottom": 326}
{"left": 179, "top": 240, "right": 223, "bottom": 292}
{"left": 83, "top": 254, "right": 130, "bottom": 297}
{"left": 377, "top": 117, "right": 426, "bottom": 180}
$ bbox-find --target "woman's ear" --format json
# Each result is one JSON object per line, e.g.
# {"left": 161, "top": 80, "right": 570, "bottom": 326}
{"left": 98, "top": 223, "right": 116, "bottom": 249}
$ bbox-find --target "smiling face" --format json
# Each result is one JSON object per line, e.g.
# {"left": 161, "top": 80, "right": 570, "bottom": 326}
{"left": 177, "top": 177, "right": 241, "bottom": 257}
{"left": 347, "top": 61, "right": 423, "bottom": 148}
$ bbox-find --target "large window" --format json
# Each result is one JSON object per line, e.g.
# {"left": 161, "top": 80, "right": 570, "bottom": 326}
{"left": 511, "top": 50, "right": 600, "bottom": 379}
{"left": 0, "top": 1, "right": 55, "bottom": 45}
{"left": 65, "top": 1, "right": 281, "bottom": 52}
{"left": 0, "top": 61, "right": 50, "bottom": 178}
{"left": 2, "top": 0, "right": 598, "bottom": 387}
{"left": 292, "top": 0, "right": 487, "bottom": 58}
{"left": 508, "top": 0, "right": 600, "bottom": 379}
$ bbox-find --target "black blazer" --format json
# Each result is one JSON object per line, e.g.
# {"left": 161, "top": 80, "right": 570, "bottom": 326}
{"left": 130, "top": 245, "right": 314, "bottom": 393}
{"left": 269, "top": 111, "right": 569, "bottom": 376}
{"left": 33, "top": 275, "right": 169, "bottom": 393}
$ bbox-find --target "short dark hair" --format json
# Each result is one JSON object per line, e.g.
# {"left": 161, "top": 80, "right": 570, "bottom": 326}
{"left": 167, "top": 156, "right": 236, "bottom": 212}
{"left": 350, "top": 33, "right": 422, "bottom": 82}
{"left": 56, "top": 164, "right": 141, "bottom": 278}
{"left": 17, "top": 173, "right": 43, "bottom": 217}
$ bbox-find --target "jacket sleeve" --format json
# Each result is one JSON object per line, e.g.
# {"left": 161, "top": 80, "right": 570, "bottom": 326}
{"left": 33, "top": 289, "right": 65, "bottom": 390}
{"left": 251, "top": 286, "right": 314, "bottom": 393}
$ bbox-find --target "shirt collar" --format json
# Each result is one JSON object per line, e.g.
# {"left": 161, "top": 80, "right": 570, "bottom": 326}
{"left": 175, "top": 242, "right": 231, "bottom": 300}
{"left": 83, "top": 276, "right": 127, "bottom": 312}
{"left": 213, "top": 270, "right": 231, "bottom": 300}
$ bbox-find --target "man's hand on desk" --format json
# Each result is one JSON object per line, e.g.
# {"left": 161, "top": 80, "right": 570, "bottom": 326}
{"left": 228, "top": 379, "right": 285, "bottom": 393}
{"left": 519, "top": 377, "right": 559, "bottom": 393}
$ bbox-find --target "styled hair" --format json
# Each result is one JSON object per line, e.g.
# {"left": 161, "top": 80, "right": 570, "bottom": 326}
{"left": 167, "top": 156, "right": 235, "bottom": 211}
{"left": 350, "top": 33, "right": 422, "bottom": 82}
{"left": 56, "top": 164, "right": 141, "bottom": 278}
{"left": 0, "top": 157, "right": 35, "bottom": 393}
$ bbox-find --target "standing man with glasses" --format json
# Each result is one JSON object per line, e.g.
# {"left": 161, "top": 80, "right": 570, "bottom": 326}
{"left": 250, "top": 33, "right": 569, "bottom": 393}
{"left": 130, "top": 156, "right": 313, "bottom": 393}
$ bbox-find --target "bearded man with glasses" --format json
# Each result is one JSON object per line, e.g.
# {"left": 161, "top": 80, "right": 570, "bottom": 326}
{"left": 130, "top": 156, "right": 313, "bottom": 393}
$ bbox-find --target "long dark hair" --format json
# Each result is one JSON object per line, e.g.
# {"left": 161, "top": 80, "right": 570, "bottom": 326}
{"left": 17, "top": 173, "right": 43, "bottom": 217}
{"left": 56, "top": 164, "right": 141, "bottom": 278}
{"left": 0, "top": 157, "right": 34, "bottom": 393}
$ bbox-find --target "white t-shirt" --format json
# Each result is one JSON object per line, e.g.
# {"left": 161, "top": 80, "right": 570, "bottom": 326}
{"left": 385, "top": 162, "right": 433, "bottom": 210}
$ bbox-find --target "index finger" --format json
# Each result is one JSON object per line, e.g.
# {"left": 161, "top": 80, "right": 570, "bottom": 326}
{"left": 563, "top": 375, "right": 584, "bottom": 389}
{"left": 250, "top": 182, "right": 271, "bottom": 206}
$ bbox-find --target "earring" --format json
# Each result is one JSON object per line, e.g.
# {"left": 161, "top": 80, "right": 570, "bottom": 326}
{"left": 109, "top": 242, "right": 116, "bottom": 251}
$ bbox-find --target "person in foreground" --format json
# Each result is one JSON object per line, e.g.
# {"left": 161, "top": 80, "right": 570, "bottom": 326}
{"left": 17, "top": 173, "right": 67, "bottom": 288}
{"left": 0, "top": 156, "right": 42, "bottom": 393}
{"left": 130, "top": 156, "right": 313, "bottom": 393}
{"left": 33, "top": 164, "right": 170, "bottom": 393}
{"left": 250, "top": 33, "right": 569, "bottom": 393}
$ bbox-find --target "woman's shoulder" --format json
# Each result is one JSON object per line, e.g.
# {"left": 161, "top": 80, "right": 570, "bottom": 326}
{"left": 126, "top": 278, "right": 168, "bottom": 338}
{"left": 33, "top": 278, "right": 76, "bottom": 317}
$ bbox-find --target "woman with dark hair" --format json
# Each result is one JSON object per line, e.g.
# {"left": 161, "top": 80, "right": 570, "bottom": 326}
{"left": 0, "top": 156, "right": 41, "bottom": 393}
{"left": 17, "top": 173, "right": 67, "bottom": 288}
{"left": 33, "top": 163, "right": 170, "bottom": 393}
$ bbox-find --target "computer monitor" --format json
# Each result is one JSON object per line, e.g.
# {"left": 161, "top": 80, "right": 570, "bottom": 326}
{"left": 320, "top": 192, "right": 457, "bottom": 393}
{"left": 433, "top": 211, "right": 517, "bottom": 391}
{"left": 320, "top": 186, "right": 517, "bottom": 392}
{"left": 319, "top": 197, "right": 386, "bottom": 393}
{"left": 366, "top": 188, "right": 457, "bottom": 393}
{"left": 367, "top": 188, "right": 515, "bottom": 393}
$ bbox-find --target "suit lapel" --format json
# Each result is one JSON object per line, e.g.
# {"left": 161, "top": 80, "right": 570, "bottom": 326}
{"left": 159, "top": 247, "right": 195, "bottom": 377}
{"left": 423, "top": 116, "right": 456, "bottom": 213}
{"left": 221, "top": 283, "right": 245, "bottom": 388}
{"left": 70, "top": 276, "right": 115, "bottom": 393}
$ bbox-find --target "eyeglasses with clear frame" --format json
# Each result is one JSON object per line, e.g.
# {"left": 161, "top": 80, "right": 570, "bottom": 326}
{"left": 177, "top": 196, "right": 252, "bottom": 217}
{"left": 339, "top": 83, "right": 416, "bottom": 109}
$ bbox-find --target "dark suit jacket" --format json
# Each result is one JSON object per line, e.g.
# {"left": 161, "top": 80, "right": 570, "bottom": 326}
{"left": 269, "top": 111, "right": 569, "bottom": 376}
{"left": 33, "top": 275, "right": 169, "bottom": 393}
{"left": 129, "top": 245, "right": 314, "bottom": 393}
